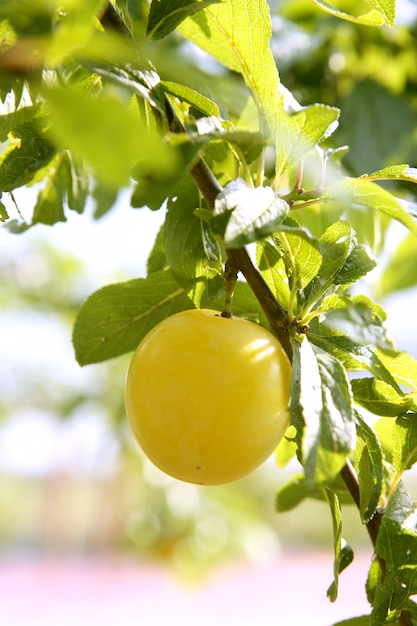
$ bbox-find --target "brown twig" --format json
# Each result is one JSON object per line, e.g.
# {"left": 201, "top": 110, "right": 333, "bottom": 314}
{"left": 189, "top": 160, "right": 292, "bottom": 359}
{"left": 339, "top": 460, "right": 383, "bottom": 549}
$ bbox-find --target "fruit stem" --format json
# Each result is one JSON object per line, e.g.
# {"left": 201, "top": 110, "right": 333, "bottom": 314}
{"left": 189, "top": 160, "right": 292, "bottom": 360}
{"left": 221, "top": 259, "right": 238, "bottom": 318}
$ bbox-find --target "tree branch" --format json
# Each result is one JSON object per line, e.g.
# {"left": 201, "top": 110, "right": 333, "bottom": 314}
{"left": 189, "top": 160, "right": 292, "bottom": 359}
{"left": 339, "top": 460, "right": 383, "bottom": 549}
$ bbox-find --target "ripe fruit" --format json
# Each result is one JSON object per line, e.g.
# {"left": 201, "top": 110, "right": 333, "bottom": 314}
{"left": 125, "top": 308, "right": 291, "bottom": 485}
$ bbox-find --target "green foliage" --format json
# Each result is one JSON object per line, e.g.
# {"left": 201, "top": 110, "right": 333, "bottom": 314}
{"left": 1, "top": 0, "right": 417, "bottom": 622}
{"left": 73, "top": 270, "right": 193, "bottom": 366}
{"left": 370, "top": 482, "right": 417, "bottom": 625}
{"left": 309, "top": 0, "right": 396, "bottom": 26}
{"left": 212, "top": 179, "right": 289, "bottom": 247}
{"left": 146, "top": 0, "right": 222, "bottom": 40}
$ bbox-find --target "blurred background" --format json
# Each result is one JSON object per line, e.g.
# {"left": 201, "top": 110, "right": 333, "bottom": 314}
{"left": 1, "top": 0, "right": 417, "bottom": 624}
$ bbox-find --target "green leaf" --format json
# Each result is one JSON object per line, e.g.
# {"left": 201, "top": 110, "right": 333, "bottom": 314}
{"left": 170, "top": 122, "right": 265, "bottom": 167}
{"left": 273, "top": 219, "right": 322, "bottom": 293}
{"left": 361, "top": 164, "right": 417, "bottom": 184}
{"left": 31, "top": 154, "right": 67, "bottom": 226}
{"left": 179, "top": 0, "right": 280, "bottom": 132}
{"left": 92, "top": 182, "right": 119, "bottom": 219}
{"left": 309, "top": 334, "right": 404, "bottom": 394}
{"left": 355, "top": 412, "right": 383, "bottom": 523}
{"left": 0, "top": 199, "right": 9, "bottom": 222}
{"left": 335, "top": 242, "right": 376, "bottom": 285}
{"left": 28, "top": 151, "right": 89, "bottom": 226}
{"left": 301, "top": 221, "right": 353, "bottom": 313}
{"left": 324, "top": 178, "right": 417, "bottom": 237}
{"left": 0, "top": 0, "right": 55, "bottom": 36}
{"left": 352, "top": 379, "right": 417, "bottom": 417}
{"left": 292, "top": 336, "right": 356, "bottom": 488}
{"left": 275, "top": 100, "right": 340, "bottom": 177}
{"left": 325, "top": 488, "right": 354, "bottom": 602}
{"left": 44, "top": 87, "right": 175, "bottom": 189}
{"left": 375, "top": 348, "right": 417, "bottom": 392}
{"left": 0, "top": 119, "right": 56, "bottom": 192}
{"left": 256, "top": 239, "right": 291, "bottom": 309}
{"left": 161, "top": 80, "right": 221, "bottom": 117}
{"left": 319, "top": 294, "right": 390, "bottom": 348}
{"left": 372, "top": 481, "right": 417, "bottom": 625}
{"left": 65, "top": 153, "right": 89, "bottom": 215}
{"left": 147, "top": 223, "right": 168, "bottom": 275}
{"left": 0, "top": 101, "right": 41, "bottom": 142}
{"left": 165, "top": 174, "right": 223, "bottom": 307}
{"left": 275, "top": 472, "right": 352, "bottom": 512}
{"left": 392, "top": 414, "right": 417, "bottom": 474}
{"left": 378, "top": 233, "right": 417, "bottom": 297}
{"left": 146, "top": 0, "right": 221, "bottom": 40}
{"left": 212, "top": 178, "right": 289, "bottom": 248}
{"left": 86, "top": 64, "right": 167, "bottom": 114}
{"left": 72, "top": 270, "right": 194, "bottom": 366}
{"left": 310, "top": 0, "right": 395, "bottom": 26}
{"left": 276, "top": 474, "right": 312, "bottom": 512}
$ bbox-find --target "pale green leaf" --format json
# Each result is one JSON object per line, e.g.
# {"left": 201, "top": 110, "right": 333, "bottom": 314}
{"left": 352, "top": 379, "right": 417, "bottom": 417}
{"left": 72, "top": 270, "right": 194, "bottom": 366}
{"left": 31, "top": 153, "right": 68, "bottom": 226}
{"left": 334, "top": 242, "right": 376, "bottom": 285}
{"left": 309, "top": 334, "right": 403, "bottom": 394}
{"left": 355, "top": 412, "right": 383, "bottom": 523}
{"left": 212, "top": 178, "right": 289, "bottom": 248}
{"left": 293, "top": 336, "right": 356, "bottom": 488}
{"left": 165, "top": 174, "right": 223, "bottom": 307}
{"left": 0, "top": 200, "right": 9, "bottom": 222}
{"left": 0, "top": 119, "right": 55, "bottom": 192}
{"left": 375, "top": 348, "right": 417, "bottom": 391}
{"left": 161, "top": 80, "right": 221, "bottom": 117}
{"left": 324, "top": 178, "right": 417, "bottom": 237}
{"left": 361, "top": 165, "right": 417, "bottom": 184}
{"left": 147, "top": 223, "right": 167, "bottom": 275}
{"left": 373, "top": 482, "right": 417, "bottom": 625}
{"left": 44, "top": 87, "right": 175, "bottom": 189}
{"left": 319, "top": 294, "right": 390, "bottom": 348}
{"left": 179, "top": 2, "right": 339, "bottom": 175}
{"left": 393, "top": 414, "right": 417, "bottom": 474}
{"left": 301, "top": 221, "right": 353, "bottom": 313}
{"left": 147, "top": 0, "right": 221, "bottom": 40}
{"left": 275, "top": 472, "right": 351, "bottom": 512}
{"left": 256, "top": 239, "right": 291, "bottom": 309}
{"left": 0, "top": 102, "right": 41, "bottom": 142}
{"left": 310, "top": 0, "right": 395, "bottom": 26}
{"left": 274, "top": 221, "right": 322, "bottom": 292}
{"left": 325, "top": 488, "right": 354, "bottom": 602}
{"left": 179, "top": 0, "right": 279, "bottom": 123}
{"left": 275, "top": 100, "right": 340, "bottom": 177}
